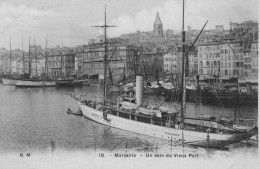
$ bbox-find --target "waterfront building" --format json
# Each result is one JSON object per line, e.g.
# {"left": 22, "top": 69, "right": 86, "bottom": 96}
{"left": 31, "top": 58, "right": 37, "bottom": 76}
{"left": 23, "top": 54, "right": 30, "bottom": 74}
{"left": 81, "top": 44, "right": 138, "bottom": 80}
{"left": 163, "top": 51, "right": 178, "bottom": 74}
{"left": 198, "top": 43, "right": 221, "bottom": 79}
{"left": 46, "top": 52, "right": 76, "bottom": 78}
{"left": 176, "top": 46, "right": 198, "bottom": 77}
{"left": 251, "top": 41, "right": 258, "bottom": 76}
{"left": 11, "top": 59, "right": 17, "bottom": 75}
{"left": 15, "top": 58, "right": 23, "bottom": 75}
{"left": 32, "top": 57, "right": 46, "bottom": 76}
{"left": 249, "top": 29, "right": 258, "bottom": 77}
{"left": 1, "top": 56, "right": 11, "bottom": 75}
{"left": 220, "top": 41, "right": 244, "bottom": 78}
{"left": 75, "top": 46, "right": 84, "bottom": 76}
{"left": 243, "top": 49, "right": 252, "bottom": 76}
{"left": 188, "top": 47, "right": 198, "bottom": 75}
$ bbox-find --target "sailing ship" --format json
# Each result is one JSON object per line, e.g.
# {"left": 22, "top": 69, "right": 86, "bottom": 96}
{"left": 76, "top": 3, "right": 254, "bottom": 147}
{"left": 2, "top": 37, "right": 17, "bottom": 85}
{"left": 15, "top": 37, "right": 57, "bottom": 88}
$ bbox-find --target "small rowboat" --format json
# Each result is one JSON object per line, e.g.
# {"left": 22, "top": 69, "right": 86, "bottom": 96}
{"left": 66, "top": 109, "right": 82, "bottom": 116}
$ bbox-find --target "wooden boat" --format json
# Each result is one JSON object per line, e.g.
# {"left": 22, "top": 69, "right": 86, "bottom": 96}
{"left": 66, "top": 108, "right": 82, "bottom": 116}
{"left": 15, "top": 78, "right": 57, "bottom": 87}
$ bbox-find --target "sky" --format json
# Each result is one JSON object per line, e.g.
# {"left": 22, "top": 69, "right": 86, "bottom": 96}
{"left": 0, "top": 0, "right": 258, "bottom": 50}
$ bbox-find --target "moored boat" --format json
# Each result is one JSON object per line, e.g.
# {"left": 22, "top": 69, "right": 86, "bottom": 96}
{"left": 75, "top": 4, "right": 255, "bottom": 148}
{"left": 79, "top": 76, "right": 254, "bottom": 147}
{"left": 15, "top": 79, "right": 57, "bottom": 88}
{"left": 56, "top": 79, "right": 74, "bottom": 86}
{"left": 2, "top": 78, "right": 16, "bottom": 85}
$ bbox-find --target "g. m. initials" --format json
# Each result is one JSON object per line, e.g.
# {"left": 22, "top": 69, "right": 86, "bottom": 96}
{"left": 20, "top": 153, "right": 31, "bottom": 157}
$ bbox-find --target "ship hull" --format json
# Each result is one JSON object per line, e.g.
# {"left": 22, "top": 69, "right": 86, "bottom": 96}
{"left": 56, "top": 80, "right": 74, "bottom": 86}
{"left": 2, "top": 78, "right": 16, "bottom": 85}
{"left": 15, "top": 79, "right": 56, "bottom": 87}
{"left": 79, "top": 103, "right": 253, "bottom": 147}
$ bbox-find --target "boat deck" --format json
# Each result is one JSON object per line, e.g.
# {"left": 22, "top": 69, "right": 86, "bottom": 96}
{"left": 79, "top": 101, "right": 251, "bottom": 135}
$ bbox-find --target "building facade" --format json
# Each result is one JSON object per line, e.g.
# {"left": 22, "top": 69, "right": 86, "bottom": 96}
{"left": 243, "top": 49, "right": 252, "bottom": 76}
{"left": 176, "top": 46, "right": 198, "bottom": 77}
{"left": 251, "top": 41, "right": 258, "bottom": 76}
{"left": 163, "top": 51, "right": 178, "bottom": 74}
{"left": 81, "top": 45, "right": 138, "bottom": 79}
{"left": 46, "top": 52, "right": 76, "bottom": 78}
{"left": 198, "top": 43, "right": 221, "bottom": 78}
{"left": 220, "top": 41, "right": 244, "bottom": 78}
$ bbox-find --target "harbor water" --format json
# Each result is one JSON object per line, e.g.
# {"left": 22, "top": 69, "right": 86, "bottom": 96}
{"left": 0, "top": 84, "right": 257, "bottom": 153}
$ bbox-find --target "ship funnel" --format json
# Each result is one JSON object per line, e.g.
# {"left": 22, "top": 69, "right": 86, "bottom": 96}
{"left": 136, "top": 76, "right": 144, "bottom": 106}
{"left": 135, "top": 76, "right": 144, "bottom": 106}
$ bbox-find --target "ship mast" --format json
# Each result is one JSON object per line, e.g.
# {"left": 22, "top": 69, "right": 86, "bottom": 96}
{"left": 9, "top": 37, "right": 12, "bottom": 75}
{"left": 92, "top": 4, "right": 116, "bottom": 105}
{"left": 179, "top": 0, "right": 208, "bottom": 128}
{"left": 34, "top": 37, "right": 37, "bottom": 76}
{"left": 22, "top": 37, "right": 25, "bottom": 76}
{"left": 180, "top": 0, "right": 186, "bottom": 128}
{"left": 60, "top": 41, "right": 63, "bottom": 78}
{"left": 29, "top": 37, "right": 31, "bottom": 76}
{"left": 45, "top": 36, "right": 48, "bottom": 77}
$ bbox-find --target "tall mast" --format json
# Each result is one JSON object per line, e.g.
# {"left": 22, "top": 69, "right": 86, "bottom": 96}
{"left": 34, "top": 37, "right": 37, "bottom": 76}
{"left": 180, "top": 0, "right": 186, "bottom": 128}
{"left": 10, "top": 37, "right": 12, "bottom": 74}
{"left": 104, "top": 4, "right": 108, "bottom": 103}
{"left": 22, "top": 37, "right": 25, "bottom": 75}
{"left": 60, "top": 41, "right": 63, "bottom": 78}
{"left": 92, "top": 4, "right": 116, "bottom": 105}
{"left": 45, "top": 36, "right": 48, "bottom": 76}
{"left": 60, "top": 55, "right": 62, "bottom": 78}
{"left": 29, "top": 37, "right": 31, "bottom": 76}
{"left": 234, "top": 74, "right": 239, "bottom": 121}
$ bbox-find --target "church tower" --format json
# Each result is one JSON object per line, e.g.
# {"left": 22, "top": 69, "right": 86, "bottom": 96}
{"left": 153, "top": 12, "right": 163, "bottom": 37}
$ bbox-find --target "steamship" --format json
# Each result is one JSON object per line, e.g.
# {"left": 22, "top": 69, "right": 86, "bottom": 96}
{"left": 76, "top": 4, "right": 254, "bottom": 147}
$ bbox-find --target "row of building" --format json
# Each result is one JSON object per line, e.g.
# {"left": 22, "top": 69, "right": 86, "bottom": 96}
{"left": 0, "top": 12, "right": 258, "bottom": 81}
{"left": 1, "top": 34, "right": 257, "bottom": 81}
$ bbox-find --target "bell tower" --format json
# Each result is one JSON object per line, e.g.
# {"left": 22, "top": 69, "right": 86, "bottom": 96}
{"left": 153, "top": 12, "right": 163, "bottom": 37}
